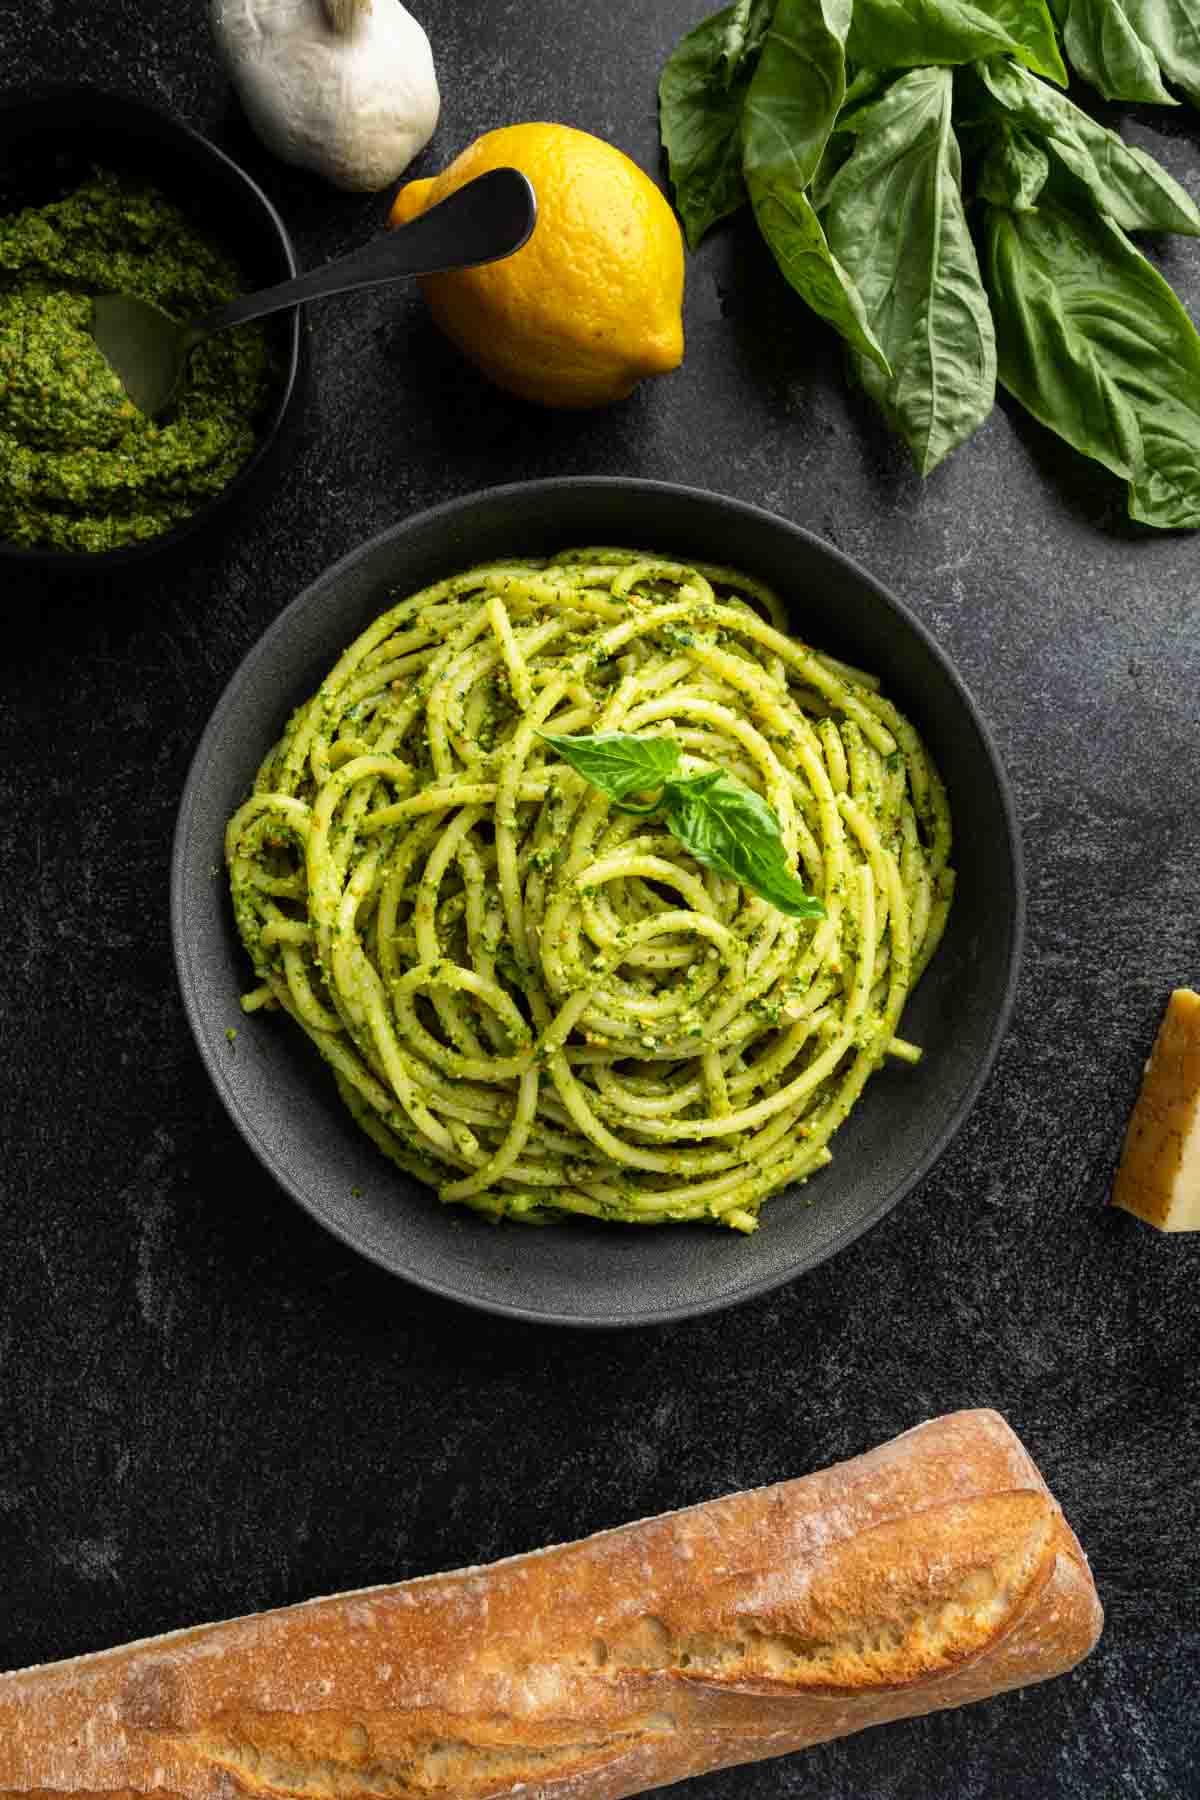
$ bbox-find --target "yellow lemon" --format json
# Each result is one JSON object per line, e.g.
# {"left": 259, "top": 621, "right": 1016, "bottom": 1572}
{"left": 390, "top": 123, "right": 684, "bottom": 409}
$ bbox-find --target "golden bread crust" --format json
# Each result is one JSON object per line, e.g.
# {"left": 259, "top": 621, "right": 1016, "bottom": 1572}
{"left": 0, "top": 1410, "right": 1101, "bottom": 1799}
{"left": 1112, "top": 987, "right": 1200, "bottom": 1229}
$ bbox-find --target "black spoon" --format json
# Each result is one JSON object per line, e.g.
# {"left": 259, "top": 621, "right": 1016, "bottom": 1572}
{"left": 89, "top": 166, "right": 537, "bottom": 417}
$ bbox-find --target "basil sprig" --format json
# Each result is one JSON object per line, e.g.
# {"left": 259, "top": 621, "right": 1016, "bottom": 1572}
{"left": 538, "top": 731, "right": 825, "bottom": 921}
{"left": 658, "top": 0, "right": 1200, "bottom": 523}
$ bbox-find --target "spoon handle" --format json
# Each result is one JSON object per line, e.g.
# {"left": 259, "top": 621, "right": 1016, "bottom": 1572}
{"left": 185, "top": 167, "right": 536, "bottom": 347}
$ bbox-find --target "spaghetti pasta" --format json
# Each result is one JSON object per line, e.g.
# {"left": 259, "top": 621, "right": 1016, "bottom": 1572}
{"left": 226, "top": 550, "right": 953, "bottom": 1232}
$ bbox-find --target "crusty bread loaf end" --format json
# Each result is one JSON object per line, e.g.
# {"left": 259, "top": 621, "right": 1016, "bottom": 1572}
{"left": 1112, "top": 987, "right": 1200, "bottom": 1229}
{"left": 0, "top": 1409, "right": 1101, "bottom": 1799}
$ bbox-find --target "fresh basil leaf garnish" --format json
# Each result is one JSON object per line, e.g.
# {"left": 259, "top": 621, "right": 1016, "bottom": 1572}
{"left": 538, "top": 732, "right": 825, "bottom": 920}
{"left": 537, "top": 730, "right": 681, "bottom": 802}
{"left": 662, "top": 769, "right": 827, "bottom": 919}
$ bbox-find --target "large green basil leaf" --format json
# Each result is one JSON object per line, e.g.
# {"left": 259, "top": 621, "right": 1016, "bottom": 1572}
{"left": 1123, "top": 0, "right": 1200, "bottom": 105}
{"left": 847, "top": 0, "right": 1067, "bottom": 86}
{"left": 537, "top": 731, "right": 681, "bottom": 803}
{"left": 719, "top": 0, "right": 776, "bottom": 72}
{"left": 659, "top": 1, "right": 774, "bottom": 250}
{"left": 809, "top": 70, "right": 892, "bottom": 209}
{"left": 742, "top": 0, "right": 850, "bottom": 191}
{"left": 662, "top": 770, "right": 826, "bottom": 919}
{"left": 976, "top": 58, "right": 1200, "bottom": 236}
{"left": 976, "top": 123, "right": 1051, "bottom": 209}
{"left": 822, "top": 68, "right": 996, "bottom": 473}
{"left": 1051, "top": 0, "right": 1177, "bottom": 103}
{"left": 742, "top": 0, "right": 891, "bottom": 373}
{"left": 536, "top": 733, "right": 825, "bottom": 918}
{"left": 1055, "top": 0, "right": 1200, "bottom": 105}
{"left": 983, "top": 185, "right": 1200, "bottom": 527}
{"left": 750, "top": 186, "right": 893, "bottom": 370}
{"left": 841, "top": 67, "right": 892, "bottom": 114}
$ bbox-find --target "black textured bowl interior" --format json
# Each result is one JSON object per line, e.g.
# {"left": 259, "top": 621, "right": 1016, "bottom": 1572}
{"left": 172, "top": 479, "right": 1024, "bottom": 1327}
{"left": 0, "top": 84, "right": 301, "bottom": 571}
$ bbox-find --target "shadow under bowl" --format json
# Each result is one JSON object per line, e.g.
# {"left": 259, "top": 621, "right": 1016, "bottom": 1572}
{"left": 172, "top": 478, "right": 1024, "bottom": 1328}
{"left": 0, "top": 84, "right": 302, "bottom": 574}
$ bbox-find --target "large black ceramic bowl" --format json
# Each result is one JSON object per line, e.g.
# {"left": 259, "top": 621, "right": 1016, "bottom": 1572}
{"left": 0, "top": 86, "right": 302, "bottom": 571}
{"left": 172, "top": 480, "right": 1023, "bottom": 1327}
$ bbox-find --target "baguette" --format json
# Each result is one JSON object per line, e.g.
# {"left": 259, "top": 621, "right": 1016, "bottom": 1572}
{"left": 0, "top": 1409, "right": 1101, "bottom": 1799}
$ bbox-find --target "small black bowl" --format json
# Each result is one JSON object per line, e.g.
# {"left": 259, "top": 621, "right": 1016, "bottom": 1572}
{"left": 172, "top": 479, "right": 1024, "bottom": 1328}
{"left": 0, "top": 85, "right": 302, "bottom": 572}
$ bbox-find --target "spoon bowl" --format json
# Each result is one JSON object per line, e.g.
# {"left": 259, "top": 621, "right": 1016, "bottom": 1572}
{"left": 90, "top": 166, "right": 537, "bottom": 418}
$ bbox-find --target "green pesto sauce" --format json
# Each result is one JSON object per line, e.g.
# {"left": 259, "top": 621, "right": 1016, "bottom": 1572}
{"left": 0, "top": 169, "right": 275, "bottom": 553}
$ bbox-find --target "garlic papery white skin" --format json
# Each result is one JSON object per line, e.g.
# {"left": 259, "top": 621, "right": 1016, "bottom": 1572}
{"left": 212, "top": 0, "right": 440, "bottom": 192}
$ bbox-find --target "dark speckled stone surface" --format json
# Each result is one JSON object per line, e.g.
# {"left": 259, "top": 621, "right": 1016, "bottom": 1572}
{"left": 1, "top": 3, "right": 1198, "bottom": 1795}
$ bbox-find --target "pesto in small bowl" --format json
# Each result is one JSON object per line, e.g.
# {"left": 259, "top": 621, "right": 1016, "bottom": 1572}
{"left": 0, "top": 168, "right": 275, "bottom": 553}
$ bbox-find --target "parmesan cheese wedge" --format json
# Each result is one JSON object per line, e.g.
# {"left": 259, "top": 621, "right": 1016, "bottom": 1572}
{"left": 1112, "top": 988, "right": 1200, "bottom": 1231}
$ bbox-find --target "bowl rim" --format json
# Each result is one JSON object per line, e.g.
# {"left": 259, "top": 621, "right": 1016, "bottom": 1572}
{"left": 171, "top": 476, "right": 1026, "bottom": 1327}
{"left": 0, "top": 82, "right": 302, "bottom": 571}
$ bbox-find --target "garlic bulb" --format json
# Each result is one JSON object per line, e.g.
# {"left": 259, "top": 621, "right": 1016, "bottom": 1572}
{"left": 212, "top": 0, "right": 440, "bottom": 192}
